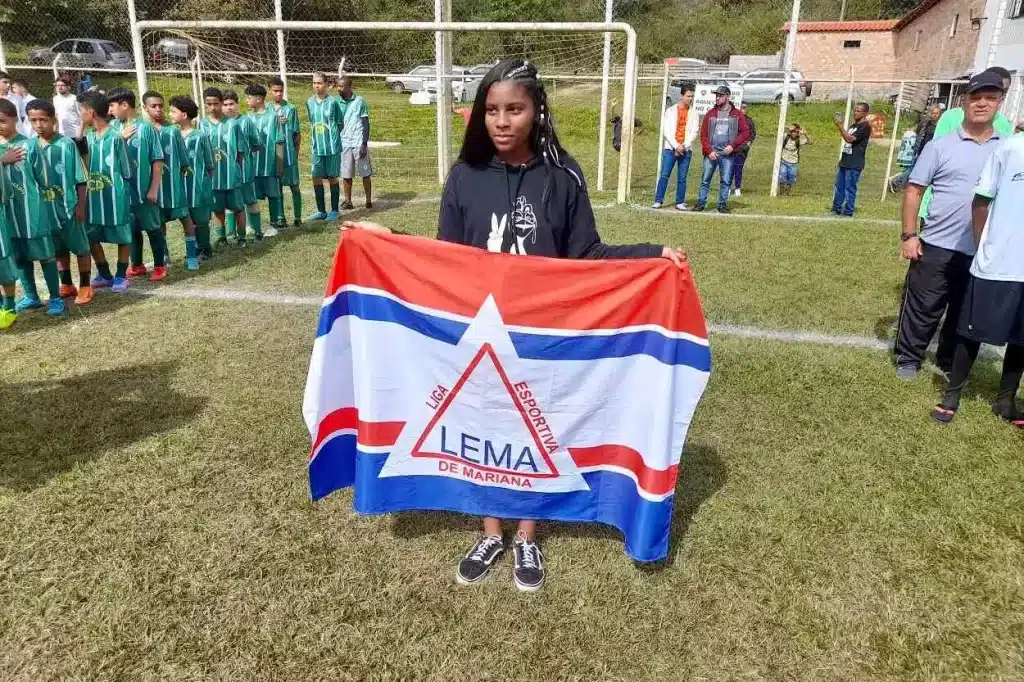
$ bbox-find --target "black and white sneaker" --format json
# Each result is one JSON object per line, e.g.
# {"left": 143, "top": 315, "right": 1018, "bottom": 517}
{"left": 456, "top": 535, "right": 504, "bottom": 585}
{"left": 512, "top": 532, "right": 545, "bottom": 592}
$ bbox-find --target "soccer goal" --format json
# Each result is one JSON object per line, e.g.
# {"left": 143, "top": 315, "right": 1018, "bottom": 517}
{"left": 134, "top": 20, "right": 640, "bottom": 203}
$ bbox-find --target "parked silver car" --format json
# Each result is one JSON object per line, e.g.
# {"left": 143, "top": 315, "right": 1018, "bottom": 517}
{"left": 28, "top": 39, "right": 133, "bottom": 69}
{"left": 737, "top": 69, "right": 811, "bottom": 103}
{"left": 386, "top": 65, "right": 443, "bottom": 94}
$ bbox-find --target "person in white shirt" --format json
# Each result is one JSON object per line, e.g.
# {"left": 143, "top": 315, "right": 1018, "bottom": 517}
{"left": 652, "top": 84, "right": 699, "bottom": 210}
{"left": 0, "top": 71, "right": 29, "bottom": 136}
{"left": 52, "top": 75, "right": 82, "bottom": 138}
{"left": 933, "top": 134, "right": 1024, "bottom": 428}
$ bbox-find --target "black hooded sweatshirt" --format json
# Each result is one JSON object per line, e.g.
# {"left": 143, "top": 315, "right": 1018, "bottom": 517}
{"left": 437, "top": 155, "right": 662, "bottom": 259}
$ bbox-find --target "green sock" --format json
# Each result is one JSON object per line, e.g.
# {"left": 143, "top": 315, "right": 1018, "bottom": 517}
{"left": 268, "top": 198, "right": 283, "bottom": 224}
{"left": 96, "top": 261, "right": 113, "bottom": 280}
{"left": 314, "top": 184, "right": 325, "bottom": 213}
{"left": 17, "top": 263, "right": 39, "bottom": 300}
{"left": 130, "top": 230, "right": 145, "bottom": 266}
{"left": 291, "top": 187, "right": 302, "bottom": 221}
{"left": 2, "top": 293, "right": 14, "bottom": 311}
{"left": 225, "top": 213, "right": 237, "bottom": 238}
{"left": 185, "top": 236, "right": 197, "bottom": 261}
{"left": 196, "top": 223, "right": 212, "bottom": 251}
{"left": 59, "top": 268, "right": 74, "bottom": 286}
{"left": 330, "top": 184, "right": 340, "bottom": 212}
{"left": 148, "top": 230, "right": 167, "bottom": 267}
{"left": 41, "top": 260, "right": 61, "bottom": 300}
{"left": 115, "top": 261, "right": 128, "bottom": 280}
{"left": 248, "top": 210, "right": 262, "bottom": 236}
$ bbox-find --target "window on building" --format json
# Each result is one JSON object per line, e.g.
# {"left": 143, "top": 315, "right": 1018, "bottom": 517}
{"left": 843, "top": 39, "right": 862, "bottom": 48}
{"left": 914, "top": 30, "right": 922, "bottom": 50}
{"left": 950, "top": 13, "right": 960, "bottom": 36}
{"left": 1011, "top": 0, "right": 1024, "bottom": 19}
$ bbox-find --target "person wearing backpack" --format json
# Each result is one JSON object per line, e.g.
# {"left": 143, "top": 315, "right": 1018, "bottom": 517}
{"left": 779, "top": 122, "right": 809, "bottom": 195}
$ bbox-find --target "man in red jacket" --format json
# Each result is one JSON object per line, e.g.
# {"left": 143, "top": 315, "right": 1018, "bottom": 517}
{"left": 696, "top": 85, "right": 751, "bottom": 213}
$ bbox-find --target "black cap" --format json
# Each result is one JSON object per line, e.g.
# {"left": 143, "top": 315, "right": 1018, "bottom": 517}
{"left": 713, "top": 84, "right": 731, "bottom": 96}
{"left": 966, "top": 70, "right": 1005, "bottom": 94}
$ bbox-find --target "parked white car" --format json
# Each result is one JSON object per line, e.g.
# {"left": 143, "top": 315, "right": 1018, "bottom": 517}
{"left": 388, "top": 65, "right": 470, "bottom": 94}
{"left": 737, "top": 69, "right": 812, "bottom": 103}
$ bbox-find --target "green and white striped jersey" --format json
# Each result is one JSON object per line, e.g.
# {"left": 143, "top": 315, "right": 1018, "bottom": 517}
{"left": 305, "top": 95, "right": 342, "bottom": 156}
{"left": 34, "top": 134, "right": 88, "bottom": 226}
{"left": 84, "top": 126, "right": 133, "bottom": 227}
{"left": 233, "top": 114, "right": 260, "bottom": 184}
{"left": 0, "top": 133, "right": 54, "bottom": 239}
{"left": 0, "top": 165, "right": 13, "bottom": 260}
{"left": 273, "top": 100, "right": 300, "bottom": 167}
{"left": 155, "top": 123, "right": 190, "bottom": 209}
{"left": 201, "top": 117, "right": 245, "bottom": 191}
{"left": 182, "top": 127, "right": 215, "bottom": 210}
{"left": 112, "top": 116, "right": 165, "bottom": 205}
{"left": 248, "top": 108, "right": 280, "bottom": 178}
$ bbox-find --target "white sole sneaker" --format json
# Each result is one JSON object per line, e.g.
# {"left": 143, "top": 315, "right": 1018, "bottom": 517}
{"left": 513, "top": 575, "right": 544, "bottom": 592}
{"left": 262, "top": 227, "right": 280, "bottom": 237}
{"left": 651, "top": 203, "right": 663, "bottom": 209}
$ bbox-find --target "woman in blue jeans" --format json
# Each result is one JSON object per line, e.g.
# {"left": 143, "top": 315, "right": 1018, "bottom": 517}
{"left": 652, "top": 86, "right": 698, "bottom": 209}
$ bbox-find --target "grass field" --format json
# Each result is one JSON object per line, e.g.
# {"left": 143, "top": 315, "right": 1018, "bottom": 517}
{"left": 2, "top": 67, "right": 1023, "bottom": 681}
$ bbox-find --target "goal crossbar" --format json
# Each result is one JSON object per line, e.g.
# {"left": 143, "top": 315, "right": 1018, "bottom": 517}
{"left": 134, "top": 20, "right": 639, "bottom": 204}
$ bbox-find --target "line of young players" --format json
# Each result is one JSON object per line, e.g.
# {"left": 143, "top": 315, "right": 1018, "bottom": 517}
{"left": 0, "top": 76, "right": 308, "bottom": 329}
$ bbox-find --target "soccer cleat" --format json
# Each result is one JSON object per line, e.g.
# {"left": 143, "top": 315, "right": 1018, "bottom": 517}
{"left": 111, "top": 277, "right": 130, "bottom": 293}
{"left": 214, "top": 237, "right": 228, "bottom": 248}
{"left": 237, "top": 239, "right": 248, "bottom": 249}
{"left": 292, "top": 219, "right": 302, "bottom": 228}
{"left": 254, "top": 232, "right": 264, "bottom": 243}
{"left": 512, "top": 532, "right": 545, "bottom": 592}
{"left": 150, "top": 266, "right": 168, "bottom": 282}
{"left": 325, "top": 211, "right": 340, "bottom": 221}
{"left": 307, "top": 211, "right": 328, "bottom": 222}
{"left": 74, "top": 286, "right": 95, "bottom": 305}
{"left": 0, "top": 309, "right": 17, "bottom": 329}
{"left": 456, "top": 535, "right": 505, "bottom": 585}
{"left": 14, "top": 296, "right": 43, "bottom": 313}
{"left": 186, "top": 257, "right": 200, "bottom": 272}
{"left": 126, "top": 264, "right": 148, "bottom": 278}
{"left": 46, "top": 298, "right": 67, "bottom": 316}
{"left": 59, "top": 284, "right": 78, "bottom": 298}
{"left": 91, "top": 275, "right": 113, "bottom": 289}
{"left": 262, "top": 226, "right": 280, "bottom": 237}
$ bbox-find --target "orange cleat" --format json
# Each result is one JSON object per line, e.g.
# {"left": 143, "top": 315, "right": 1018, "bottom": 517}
{"left": 74, "top": 286, "right": 95, "bottom": 305}
{"left": 59, "top": 284, "right": 78, "bottom": 298}
{"left": 150, "top": 266, "right": 168, "bottom": 282}
{"left": 126, "top": 264, "right": 148, "bottom": 278}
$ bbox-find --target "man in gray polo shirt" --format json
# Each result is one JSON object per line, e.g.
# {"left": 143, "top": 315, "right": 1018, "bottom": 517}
{"left": 894, "top": 71, "right": 1005, "bottom": 380}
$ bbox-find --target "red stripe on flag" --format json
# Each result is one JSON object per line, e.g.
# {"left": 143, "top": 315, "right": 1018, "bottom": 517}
{"left": 569, "top": 445, "right": 679, "bottom": 497}
{"left": 311, "top": 407, "right": 405, "bottom": 457}
{"left": 329, "top": 231, "right": 708, "bottom": 338}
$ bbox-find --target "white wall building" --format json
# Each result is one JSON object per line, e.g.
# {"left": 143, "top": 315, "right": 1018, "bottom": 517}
{"left": 974, "top": 0, "right": 1024, "bottom": 118}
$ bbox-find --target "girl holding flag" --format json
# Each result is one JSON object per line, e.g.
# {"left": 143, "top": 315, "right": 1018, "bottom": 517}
{"left": 343, "top": 59, "right": 687, "bottom": 591}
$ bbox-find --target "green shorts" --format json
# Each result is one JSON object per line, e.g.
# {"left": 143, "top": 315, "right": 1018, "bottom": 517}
{"left": 190, "top": 205, "right": 213, "bottom": 226}
{"left": 254, "top": 176, "right": 281, "bottom": 200}
{"left": 239, "top": 180, "right": 258, "bottom": 206}
{"left": 132, "top": 201, "right": 163, "bottom": 233}
{"left": 12, "top": 235, "right": 56, "bottom": 263}
{"left": 88, "top": 223, "right": 133, "bottom": 245}
{"left": 280, "top": 164, "right": 300, "bottom": 188}
{"left": 311, "top": 153, "right": 340, "bottom": 179}
{"left": 54, "top": 219, "right": 92, "bottom": 257}
{"left": 213, "top": 189, "right": 244, "bottom": 214}
{"left": 0, "top": 254, "right": 18, "bottom": 284}
{"left": 162, "top": 206, "right": 190, "bottom": 222}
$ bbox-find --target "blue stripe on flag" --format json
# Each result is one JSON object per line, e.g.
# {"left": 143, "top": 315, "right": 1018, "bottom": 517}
{"left": 316, "top": 290, "right": 468, "bottom": 344}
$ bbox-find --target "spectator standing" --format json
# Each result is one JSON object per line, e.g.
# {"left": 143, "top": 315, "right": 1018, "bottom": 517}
{"left": 53, "top": 76, "right": 81, "bottom": 139}
{"left": 77, "top": 73, "right": 94, "bottom": 96}
{"left": 0, "top": 72, "right": 28, "bottom": 137}
{"left": 894, "top": 71, "right": 1004, "bottom": 381}
{"left": 653, "top": 84, "right": 698, "bottom": 210}
{"left": 695, "top": 85, "right": 750, "bottom": 213}
{"left": 831, "top": 102, "right": 871, "bottom": 217}
{"left": 778, "top": 123, "right": 809, "bottom": 194}
{"left": 732, "top": 103, "right": 756, "bottom": 197}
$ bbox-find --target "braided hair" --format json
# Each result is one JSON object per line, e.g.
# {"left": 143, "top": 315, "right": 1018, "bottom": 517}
{"left": 458, "top": 59, "right": 583, "bottom": 201}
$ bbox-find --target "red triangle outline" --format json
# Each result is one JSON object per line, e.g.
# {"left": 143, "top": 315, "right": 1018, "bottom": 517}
{"left": 411, "top": 343, "right": 560, "bottom": 479}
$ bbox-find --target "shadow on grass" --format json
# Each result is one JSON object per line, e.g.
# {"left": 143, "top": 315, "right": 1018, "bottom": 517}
{"left": 389, "top": 442, "right": 726, "bottom": 569}
{"left": 0, "top": 360, "right": 207, "bottom": 491}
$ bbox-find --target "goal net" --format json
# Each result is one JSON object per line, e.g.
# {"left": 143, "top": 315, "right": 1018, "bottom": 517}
{"left": 138, "top": 21, "right": 635, "bottom": 200}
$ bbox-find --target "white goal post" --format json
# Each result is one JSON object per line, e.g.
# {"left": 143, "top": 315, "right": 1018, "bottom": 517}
{"left": 133, "top": 20, "right": 640, "bottom": 204}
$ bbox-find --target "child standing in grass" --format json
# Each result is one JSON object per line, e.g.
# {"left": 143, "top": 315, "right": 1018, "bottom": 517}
{"left": 26, "top": 99, "right": 94, "bottom": 306}
{"left": 0, "top": 144, "right": 25, "bottom": 328}
{"left": 201, "top": 88, "right": 247, "bottom": 249}
{"left": 778, "top": 123, "right": 809, "bottom": 195}
{"left": 246, "top": 84, "right": 282, "bottom": 237}
{"left": 78, "top": 91, "right": 134, "bottom": 293}
{"left": 306, "top": 72, "right": 343, "bottom": 221}
{"left": 268, "top": 77, "right": 302, "bottom": 229}
{"left": 170, "top": 95, "right": 215, "bottom": 262}
{"left": 223, "top": 90, "right": 265, "bottom": 246}
{"left": 344, "top": 59, "right": 687, "bottom": 592}
{"left": 0, "top": 98, "right": 66, "bottom": 316}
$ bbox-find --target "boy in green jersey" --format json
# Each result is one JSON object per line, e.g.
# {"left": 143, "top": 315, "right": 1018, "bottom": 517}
{"left": 26, "top": 99, "right": 94, "bottom": 306}
{"left": 0, "top": 142, "right": 25, "bottom": 328}
{"left": 0, "top": 98, "right": 66, "bottom": 316}
{"left": 245, "top": 83, "right": 282, "bottom": 238}
{"left": 305, "top": 72, "right": 343, "bottom": 221}
{"left": 222, "top": 90, "right": 264, "bottom": 246}
{"left": 201, "top": 87, "right": 248, "bottom": 248}
{"left": 268, "top": 76, "right": 302, "bottom": 227}
{"left": 169, "top": 95, "right": 215, "bottom": 262}
{"left": 107, "top": 88, "right": 166, "bottom": 279}
{"left": 143, "top": 90, "right": 199, "bottom": 272}
{"left": 78, "top": 90, "right": 134, "bottom": 293}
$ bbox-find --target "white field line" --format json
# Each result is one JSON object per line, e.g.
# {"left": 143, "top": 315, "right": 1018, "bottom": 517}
{"left": 626, "top": 204, "right": 899, "bottom": 226}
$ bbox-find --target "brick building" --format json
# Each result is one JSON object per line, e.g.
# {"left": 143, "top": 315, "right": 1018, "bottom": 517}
{"left": 785, "top": 0, "right": 983, "bottom": 84}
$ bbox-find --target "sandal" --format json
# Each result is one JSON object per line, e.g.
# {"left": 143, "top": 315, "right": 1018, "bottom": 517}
{"left": 931, "top": 405, "right": 957, "bottom": 424}
{"left": 992, "top": 407, "right": 1024, "bottom": 430}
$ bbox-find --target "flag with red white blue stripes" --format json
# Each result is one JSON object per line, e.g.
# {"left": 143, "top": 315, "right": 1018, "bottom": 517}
{"left": 302, "top": 230, "right": 711, "bottom": 562}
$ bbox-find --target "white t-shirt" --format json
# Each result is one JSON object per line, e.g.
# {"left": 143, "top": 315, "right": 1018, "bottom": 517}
{"left": 53, "top": 93, "right": 81, "bottom": 138}
{"left": 973, "top": 135, "right": 1024, "bottom": 282}
{"left": 1, "top": 92, "right": 31, "bottom": 136}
